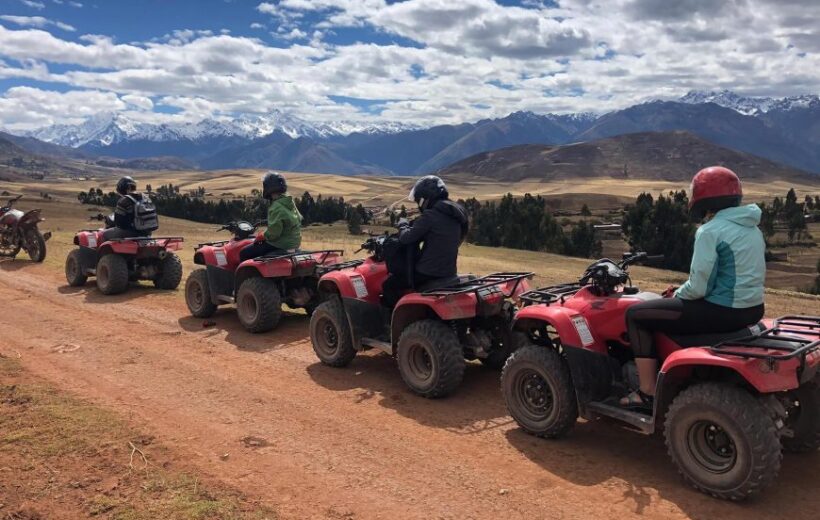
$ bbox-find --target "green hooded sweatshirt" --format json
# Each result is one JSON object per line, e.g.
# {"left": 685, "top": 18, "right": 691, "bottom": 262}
{"left": 264, "top": 194, "right": 302, "bottom": 250}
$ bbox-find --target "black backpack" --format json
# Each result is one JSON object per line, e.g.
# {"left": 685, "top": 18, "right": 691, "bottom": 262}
{"left": 126, "top": 194, "right": 159, "bottom": 232}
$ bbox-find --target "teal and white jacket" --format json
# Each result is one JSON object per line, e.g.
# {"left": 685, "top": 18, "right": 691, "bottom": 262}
{"left": 675, "top": 204, "right": 766, "bottom": 308}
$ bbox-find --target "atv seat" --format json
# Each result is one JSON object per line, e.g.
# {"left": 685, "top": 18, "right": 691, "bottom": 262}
{"left": 415, "top": 274, "right": 477, "bottom": 293}
{"left": 666, "top": 322, "right": 766, "bottom": 348}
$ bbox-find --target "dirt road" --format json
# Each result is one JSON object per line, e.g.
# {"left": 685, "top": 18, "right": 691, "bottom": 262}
{"left": 1, "top": 261, "right": 818, "bottom": 519}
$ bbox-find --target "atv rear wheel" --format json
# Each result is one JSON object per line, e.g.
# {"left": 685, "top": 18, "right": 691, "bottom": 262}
{"left": 96, "top": 254, "right": 129, "bottom": 295}
{"left": 236, "top": 277, "right": 282, "bottom": 333}
{"left": 310, "top": 297, "right": 355, "bottom": 367}
{"left": 153, "top": 252, "right": 183, "bottom": 290}
{"left": 185, "top": 268, "right": 217, "bottom": 318}
{"left": 25, "top": 230, "right": 46, "bottom": 262}
{"left": 64, "top": 249, "right": 88, "bottom": 287}
{"left": 501, "top": 343, "right": 577, "bottom": 438}
{"left": 782, "top": 379, "right": 820, "bottom": 453}
{"left": 665, "top": 383, "right": 781, "bottom": 500}
{"left": 396, "top": 320, "right": 465, "bottom": 398}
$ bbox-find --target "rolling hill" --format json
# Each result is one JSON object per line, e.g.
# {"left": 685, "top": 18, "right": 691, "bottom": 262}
{"left": 437, "top": 131, "right": 813, "bottom": 182}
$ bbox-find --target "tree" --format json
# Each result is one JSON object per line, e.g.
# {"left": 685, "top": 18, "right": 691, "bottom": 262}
{"left": 346, "top": 208, "right": 362, "bottom": 235}
{"left": 621, "top": 191, "right": 696, "bottom": 272}
{"left": 580, "top": 204, "right": 591, "bottom": 217}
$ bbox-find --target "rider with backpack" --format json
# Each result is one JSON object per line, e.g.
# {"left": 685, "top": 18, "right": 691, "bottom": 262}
{"left": 620, "top": 166, "right": 766, "bottom": 409}
{"left": 103, "top": 176, "right": 159, "bottom": 241}
{"left": 239, "top": 171, "right": 303, "bottom": 261}
{"left": 381, "top": 175, "right": 468, "bottom": 308}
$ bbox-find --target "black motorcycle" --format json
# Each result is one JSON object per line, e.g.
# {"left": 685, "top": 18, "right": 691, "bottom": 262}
{"left": 0, "top": 195, "right": 51, "bottom": 262}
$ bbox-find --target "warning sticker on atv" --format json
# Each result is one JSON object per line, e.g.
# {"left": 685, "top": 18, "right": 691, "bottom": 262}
{"left": 87, "top": 235, "right": 96, "bottom": 248}
{"left": 351, "top": 276, "right": 368, "bottom": 298}
{"left": 571, "top": 315, "right": 595, "bottom": 346}
{"left": 214, "top": 249, "right": 227, "bottom": 267}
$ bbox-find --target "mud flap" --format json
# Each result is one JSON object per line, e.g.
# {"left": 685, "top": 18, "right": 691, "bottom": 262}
{"left": 77, "top": 246, "right": 98, "bottom": 275}
{"left": 206, "top": 265, "right": 235, "bottom": 305}
{"left": 563, "top": 345, "right": 617, "bottom": 406}
{"left": 342, "top": 297, "right": 386, "bottom": 349}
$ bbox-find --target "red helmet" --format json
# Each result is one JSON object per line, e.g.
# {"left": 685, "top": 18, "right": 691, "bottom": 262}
{"left": 689, "top": 166, "right": 742, "bottom": 219}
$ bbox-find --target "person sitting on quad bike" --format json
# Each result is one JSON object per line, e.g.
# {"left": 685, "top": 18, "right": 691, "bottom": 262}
{"left": 239, "top": 171, "right": 302, "bottom": 261}
{"left": 104, "top": 176, "right": 159, "bottom": 240}
{"left": 381, "top": 175, "right": 468, "bottom": 308}
{"left": 621, "top": 166, "right": 766, "bottom": 408}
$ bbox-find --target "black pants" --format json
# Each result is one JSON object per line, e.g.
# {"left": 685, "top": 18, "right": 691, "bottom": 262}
{"left": 626, "top": 298, "right": 764, "bottom": 357}
{"left": 381, "top": 272, "right": 439, "bottom": 308}
{"left": 239, "top": 241, "right": 285, "bottom": 262}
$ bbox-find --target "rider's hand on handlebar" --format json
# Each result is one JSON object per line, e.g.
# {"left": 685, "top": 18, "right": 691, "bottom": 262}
{"left": 662, "top": 285, "right": 679, "bottom": 298}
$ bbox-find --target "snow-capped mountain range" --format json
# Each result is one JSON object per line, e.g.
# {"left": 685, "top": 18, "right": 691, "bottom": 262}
{"left": 27, "top": 110, "right": 421, "bottom": 149}
{"left": 678, "top": 89, "right": 820, "bottom": 116}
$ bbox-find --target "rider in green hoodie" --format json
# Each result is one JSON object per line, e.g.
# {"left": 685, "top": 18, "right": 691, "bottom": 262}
{"left": 239, "top": 171, "right": 302, "bottom": 261}
{"left": 621, "top": 167, "right": 766, "bottom": 409}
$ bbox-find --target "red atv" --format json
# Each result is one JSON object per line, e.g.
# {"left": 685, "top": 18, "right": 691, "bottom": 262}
{"left": 0, "top": 195, "right": 51, "bottom": 262}
{"left": 310, "top": 233, "right": 532, "bottom": 398}
{"left": 501, "top": 252, "right": 820, "bottom": 500}
{"left": 65, "top": 213, "right": 184, "bottom": 295}
{"left": 185, "top": 219, "right": 344, "bottom": 333}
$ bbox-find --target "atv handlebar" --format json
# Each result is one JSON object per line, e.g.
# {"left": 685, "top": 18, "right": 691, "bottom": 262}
{"left": 1, "top": 194, "right": 22, "bottom": 209}
{"left": 620, "top": 252, "right": 665, "bottom": 268}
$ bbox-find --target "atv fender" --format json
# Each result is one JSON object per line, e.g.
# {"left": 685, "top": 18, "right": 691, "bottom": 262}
{"left": 74, "top": 230, "right": 103, "bottom": 248}
{"left": 513, "top": 305, "right": 597, "bottom": 352}
{"left": 660, "top": 346, "right": 802, "bottom": 394}
{"left": 238, "top": 257, "right": 293, "bottom": 280}
{"left": 100, "top": 240, "right": 139, "bottom": 256}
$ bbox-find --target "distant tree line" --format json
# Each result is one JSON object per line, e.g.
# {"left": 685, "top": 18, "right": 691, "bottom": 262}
{"left": 459, "top": 193, "right": 603, "bottom": 259}
{"left": 77, "top": 184, "right": 370, "bottom": 228}
{"left": 621, "top": 191, "right": 696, "bottom": 271}
{"left": 759, "top": 188, "right": 814, "bottom": 244}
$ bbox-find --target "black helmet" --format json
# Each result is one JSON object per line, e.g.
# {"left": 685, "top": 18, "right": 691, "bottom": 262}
{"left": 116, "top": 176, "right": 137, "bottom": 195}
{"left": 409, "top": 175, "right": 448, "bottom": 211}
{"left": 262, "top": 171, "right": 287, "bottom": 199}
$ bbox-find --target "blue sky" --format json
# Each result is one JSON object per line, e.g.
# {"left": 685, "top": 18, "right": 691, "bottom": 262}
{"left": 0, "top": 0, "right": 817, "bottom": 131}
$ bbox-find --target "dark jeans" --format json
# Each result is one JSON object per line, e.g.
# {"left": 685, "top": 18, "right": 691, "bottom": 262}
{"left": 239, "top": 241, "right": 285, "bottom": 261}
{"left": 626, "top": 298, "right": 765, "bottom": 357}
{"left": 381, "top": 271, "right": 439, "bottom": 308}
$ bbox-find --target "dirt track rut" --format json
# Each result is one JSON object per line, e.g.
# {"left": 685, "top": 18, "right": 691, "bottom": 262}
{"left": 1, "top": 262, "right": 818, "bottom": 519}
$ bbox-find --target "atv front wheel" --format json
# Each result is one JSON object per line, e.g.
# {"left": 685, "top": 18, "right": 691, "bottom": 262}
{"left": 185, "top": 268, "right": 217, "bottom": 318}
{"left": 96, "top": 254, "right": 129, "bottom": 295}
{"left": 25, "top": 230, "right": 46, "bottom": 262}
{"left": 397, "top": 320, "right": 465, "bottom": 398}
{"left": 310, "top": 297, "right": 355, "bottom": 367}
{"left": 501, "top": 343, "right": 577, "bottom": 438}
{"left": 153, "top": 252, "right": 183, "bottom": 290}
{"left": 782, "top": 379, "right": 820, "bottom": 453}
{"left": 236, "top": 277, "right": 282, "bottom": 333}
{"left": 665, "top": 383, "right": 781, "bottom": 500}
{"left": 65, "top": 249, "right": 88, "bottom": 287}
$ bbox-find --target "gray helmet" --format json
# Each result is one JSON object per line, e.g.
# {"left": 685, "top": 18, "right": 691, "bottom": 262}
{"left": 262, "top": 171, "right": 287, "bottom": 199}
{"left": 409, "top": 175, "right": 448, "bottom": 211}
{"left": 116, "top": 176, "right": 137, "bottom": 195}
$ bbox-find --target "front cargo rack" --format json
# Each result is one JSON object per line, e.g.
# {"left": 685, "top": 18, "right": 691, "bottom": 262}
{"left": 709, "top": 315, "right": 820, "bottom": 367}
{"left": 317, "top": 258, "right": 365, "bottom": 275}
{"left": 422, "top": 272, "right": 533, "bottom": 297}
{"left": 519, "top": 283, "right": 583, "bottom": 305}
{"left": 255, "top": 249, "right": 344, "bottom": 265}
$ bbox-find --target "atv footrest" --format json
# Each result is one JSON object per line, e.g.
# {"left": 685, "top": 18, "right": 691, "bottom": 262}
{"left": 586, "top": 401, "right": 654, "bottom": 434}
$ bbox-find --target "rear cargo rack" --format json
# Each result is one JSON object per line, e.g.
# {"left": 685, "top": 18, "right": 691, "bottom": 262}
{"left": 255, "top": 249, "right": 344, "bottom": 265}
{"left": 118, "top": 236, "right": 184, "bottom": 242}
{"left": 709, "top": 316, "right": 820, "bottom": 366}
{"left": 519, "top": 283, "right": 583, "bottom": 305}
{"left": 422, "top": 272, "right": 533, "bottom": 297}
{"left": 317, "top": 258, "right": 365, "bottom": 275}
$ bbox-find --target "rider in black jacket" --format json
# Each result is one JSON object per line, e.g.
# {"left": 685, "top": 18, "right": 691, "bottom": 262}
{"left": 102, "top": 176, "right": 148, "bottom": 240}
{"left": 381, "top": 175, "right": 468, "bottom": 308}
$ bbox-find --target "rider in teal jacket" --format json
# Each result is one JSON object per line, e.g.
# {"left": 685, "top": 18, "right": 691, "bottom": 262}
{"left": 675, "top": 203, "right": 766, "bottom": 308}
{"left": 621, "top": 167, "right": 766, "bottom": 409}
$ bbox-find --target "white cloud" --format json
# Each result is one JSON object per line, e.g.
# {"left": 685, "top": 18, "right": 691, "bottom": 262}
{"left": 19, "top": 0, "right": 45, "bottom": 10}
{"left": 0, "top": 15, "right": 76, "bottom": 32}
{"left": 0, "top": 0, "right": 818, "bottom": 131}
